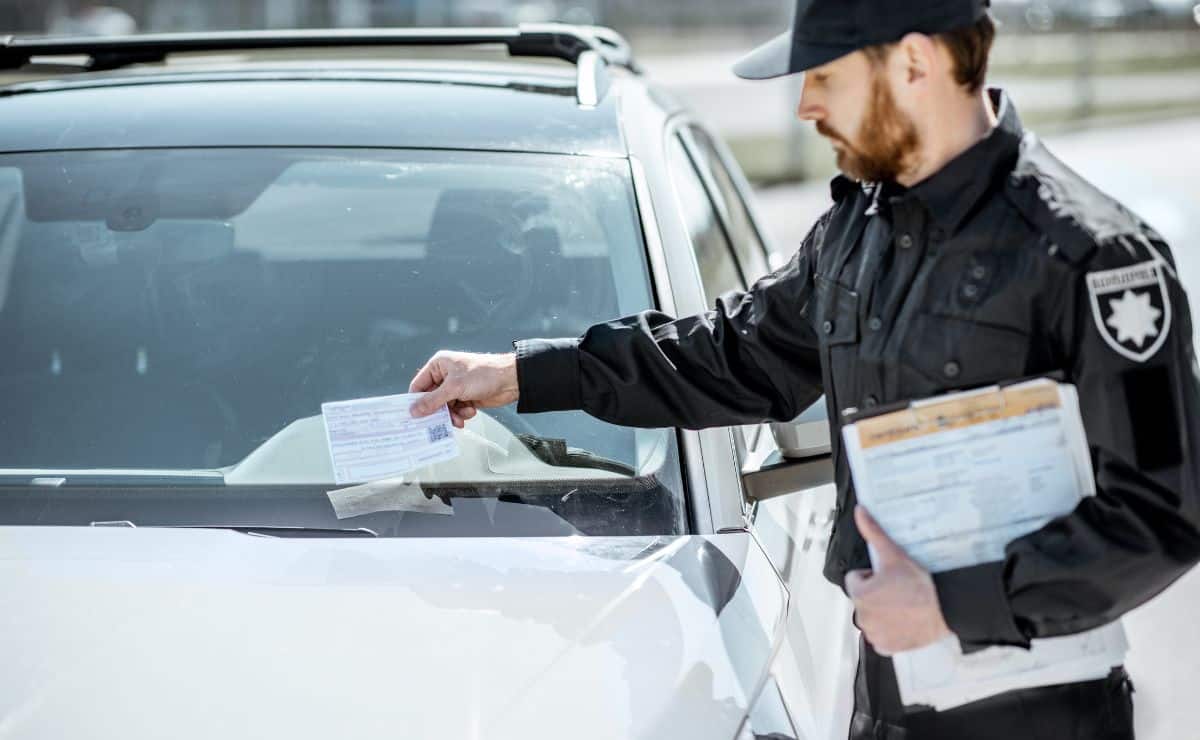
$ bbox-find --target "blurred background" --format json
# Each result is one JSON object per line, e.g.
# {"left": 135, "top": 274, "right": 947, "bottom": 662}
{"left": 2, "top": 0, "right": 1198, "bottom": 185}
{"left": 2, "top": 2, "right": 1200, "bottom": 738}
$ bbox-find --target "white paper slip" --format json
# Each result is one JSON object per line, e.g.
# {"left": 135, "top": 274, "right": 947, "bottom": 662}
{"left": 893, "top": 622, "right": 1128, "bottom": 711}
{"left": 327, "top": 477, "right": 454, "bottom": 519}
{"left": 321, "top": 393, "right": 460, "bottom": 486}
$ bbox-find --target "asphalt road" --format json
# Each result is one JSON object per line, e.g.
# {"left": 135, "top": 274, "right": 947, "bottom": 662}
{"left": 752, "top": 116, "right": 1200, "bottom": 739}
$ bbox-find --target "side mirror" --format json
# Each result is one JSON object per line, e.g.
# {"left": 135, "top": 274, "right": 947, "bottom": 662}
{"left": 770, "top": 399, "right": 831, "bottom": 459}
{"left": 740, "top": 399, "right": 834, "bottom": 503}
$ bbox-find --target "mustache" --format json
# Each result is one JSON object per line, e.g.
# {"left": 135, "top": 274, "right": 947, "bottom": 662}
{"left": 816, "top": 121, "right": 850, "bottom": 147}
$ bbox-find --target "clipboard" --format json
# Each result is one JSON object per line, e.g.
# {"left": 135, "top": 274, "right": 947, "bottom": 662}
{"left": 840, "top": 370, "right": 1068, "bottom": 426}
{"left": 837, "top": 371, "right": 1125, "bottom": 712}
{"left": 841, "top": 372, "right": 1094, "bottom": 574}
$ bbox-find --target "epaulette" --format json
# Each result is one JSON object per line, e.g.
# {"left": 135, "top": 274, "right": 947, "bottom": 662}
{"left": 1003, "top": 132, "right": 1156, "bottom": 267}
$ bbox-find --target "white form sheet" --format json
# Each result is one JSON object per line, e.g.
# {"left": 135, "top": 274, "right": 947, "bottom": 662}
{"left": 842, "top": 379, "right": 1127, "bottom": 710}
{"left": 321, "top": 393, "right": 460, "bottom": 486}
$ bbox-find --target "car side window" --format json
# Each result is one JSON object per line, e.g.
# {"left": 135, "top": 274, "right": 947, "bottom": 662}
{"left": 682, "top": 126, "right": 772, "bottom": 284}
{"left": 666, "top": 133, "right": 745, "bottom": 301}
{"left": 667, "top": 132, "right": 768, "bottom": 466}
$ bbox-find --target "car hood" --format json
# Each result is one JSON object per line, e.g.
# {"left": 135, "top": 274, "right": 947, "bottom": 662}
{"left": 0, "top": 527, "right": 785, "bottom": 740}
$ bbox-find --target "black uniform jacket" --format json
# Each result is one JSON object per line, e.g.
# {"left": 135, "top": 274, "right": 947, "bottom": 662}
{"left": 514, "top": 90, "right": 1200, "bottom": 649}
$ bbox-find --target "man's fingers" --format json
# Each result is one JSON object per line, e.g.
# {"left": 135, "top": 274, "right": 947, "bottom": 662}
{"left": 448, "top": 401, "right": 477, "bottom": 428}
{"left": 854, "top": 505, "right": 907, "bottom": 566}
{"left": 844, "top": 568, "right": 874, "bottom": 597}
{"left": 411, "top": 382, "right": 459, "bottom": 418}
{"left": 409, "top": 358, "right": 440, "bottom": 394}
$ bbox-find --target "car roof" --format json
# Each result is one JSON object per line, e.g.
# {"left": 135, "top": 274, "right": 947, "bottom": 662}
{"left": 0, "top": 60, "right": 636, "bottom": 156}
{"left": 0, "top": 24, "right": 670, "bottom": 157}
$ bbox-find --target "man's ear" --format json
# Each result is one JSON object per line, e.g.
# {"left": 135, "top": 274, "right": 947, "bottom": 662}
{"left": 894, "top": 32, "right": 937, "bottom": 87}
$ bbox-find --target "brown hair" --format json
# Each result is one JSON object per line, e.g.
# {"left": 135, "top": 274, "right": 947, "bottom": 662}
{"left": 864, "top": 14, "right": 996, "bottom": 94}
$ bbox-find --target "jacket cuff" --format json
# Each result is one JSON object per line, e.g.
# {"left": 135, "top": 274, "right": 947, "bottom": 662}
{"left": 933, "top": 562, "right": 1030, "bottom": 649}
{"left": 514, "top": 338, "right": 583, "bottom": 414}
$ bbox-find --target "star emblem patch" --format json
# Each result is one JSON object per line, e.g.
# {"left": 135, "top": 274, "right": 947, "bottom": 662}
{"left": 1087, "top": 261, "right": 1172, "bottom": 363}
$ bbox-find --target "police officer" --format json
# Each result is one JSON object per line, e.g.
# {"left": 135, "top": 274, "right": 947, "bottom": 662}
{"left": 410, "top": 1, "right": 1200, "bottom": 736}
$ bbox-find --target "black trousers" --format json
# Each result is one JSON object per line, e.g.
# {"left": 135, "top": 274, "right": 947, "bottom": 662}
{"left": 849, "top": 639, "right": 1135, "bottom": 740}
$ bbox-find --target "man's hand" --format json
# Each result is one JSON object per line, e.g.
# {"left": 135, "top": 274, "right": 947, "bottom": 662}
{"left": 409, "top": 351, "right": 520, "bottom": 428}
{"left": 845, "top": 505, "right": 953, "bottom": 656}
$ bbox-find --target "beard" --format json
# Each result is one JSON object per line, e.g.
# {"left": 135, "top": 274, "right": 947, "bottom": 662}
{"left": 817, "top": 71, "right": 921, "bottom": 183}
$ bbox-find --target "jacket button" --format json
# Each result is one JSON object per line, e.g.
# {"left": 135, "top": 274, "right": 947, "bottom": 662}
{"left": 943, "top": 361, "right": 961, "bottom": 378}
{"left": 867, "top": 316, "right": 883, "bottom": 332}
{"left": 823, "top": 320, "right": 835, "bottom": 335}
{"left": 898, "top": 233, "right": 914, "bottom": 249}
{"left": 962, "top": 284, "right": 980, "bottom": 299}
{"left": 971, "top": 265, "right": 987, "bottom": 280}
{"left": 864, "top": 395, "right": 879, "bottom": 408}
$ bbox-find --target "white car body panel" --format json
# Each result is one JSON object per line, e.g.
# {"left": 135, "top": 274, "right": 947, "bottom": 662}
{"left": 0, "top": 527, "right": 789, "bottom": 740}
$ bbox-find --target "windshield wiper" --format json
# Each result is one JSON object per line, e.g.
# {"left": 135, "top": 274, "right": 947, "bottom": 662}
{"left": 188, "top": 525, "right": 378, "bottom": 538}
{"left": 0, "top": 469, "right": 225, "bottom": 487}
{"left": 121, "top": 523, "right": 379, "bottom": 538}
{"left": 515, "top": 434, "right": 635, "bottom": 476}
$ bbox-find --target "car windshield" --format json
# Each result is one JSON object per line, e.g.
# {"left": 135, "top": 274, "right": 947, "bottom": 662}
{"left": 0, "top": 148, "right": 686, "bottom": 537}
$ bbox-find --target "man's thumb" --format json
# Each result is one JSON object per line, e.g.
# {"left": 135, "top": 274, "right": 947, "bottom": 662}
{"left": 854, "top": 505, "right": 906, "bottom": 566}
{"left": 411, "top": 385, "right": 456, "bottom": 418}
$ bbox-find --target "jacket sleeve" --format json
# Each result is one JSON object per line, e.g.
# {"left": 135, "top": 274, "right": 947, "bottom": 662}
{"left": 935, "top": 237, "right": 1200, "bottom": 648}
{"left": 513, "top": 218, "right": 829, "bottom": 430}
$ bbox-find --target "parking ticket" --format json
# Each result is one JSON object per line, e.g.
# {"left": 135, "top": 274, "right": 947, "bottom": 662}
{"left": 321, "top": 393, "right": 460, "bottom": 485}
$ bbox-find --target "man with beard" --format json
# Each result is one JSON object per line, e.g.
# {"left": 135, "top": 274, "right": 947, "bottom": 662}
{"left": 410, "top": 1, "right": 1200, "bottom": 736}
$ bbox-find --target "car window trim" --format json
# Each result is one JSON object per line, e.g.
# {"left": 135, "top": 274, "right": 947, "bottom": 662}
{"left": 629, "top": 154, "right": 701, "bottom": 535}
{"left": 665, "top": 121, "right": 750, "bottom": 291}
{"left": 682, "top": 121, "right": 777, "bottom": 272}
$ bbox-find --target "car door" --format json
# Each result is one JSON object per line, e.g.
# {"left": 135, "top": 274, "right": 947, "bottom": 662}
{"left": 667, "top": 121, "right": 856, "bottom": 740}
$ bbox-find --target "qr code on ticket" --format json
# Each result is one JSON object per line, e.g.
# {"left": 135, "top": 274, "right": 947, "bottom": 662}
{"left": 427, "top": 424, "right": 451, "bottom": 444}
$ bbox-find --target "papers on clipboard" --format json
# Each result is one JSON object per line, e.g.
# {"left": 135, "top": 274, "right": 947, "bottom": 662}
{"left": 841, "top": 378, "right": 1128, "bottom": 711}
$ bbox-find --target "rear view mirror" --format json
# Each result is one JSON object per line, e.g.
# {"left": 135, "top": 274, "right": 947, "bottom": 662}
{"left": 68, "top": 220, "right": 236, "bottom": 266}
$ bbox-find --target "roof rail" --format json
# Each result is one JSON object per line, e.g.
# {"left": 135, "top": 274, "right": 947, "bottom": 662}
{"left": 0, "top": 24, "right": 641, "bottom": 75}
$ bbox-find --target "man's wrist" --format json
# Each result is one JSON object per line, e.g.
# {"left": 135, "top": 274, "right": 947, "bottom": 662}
{"left": 512, "top": 338, "right": 583, "bottom": 414}
{"left": 499, "top": 352, "right": 520, "bottom": 400}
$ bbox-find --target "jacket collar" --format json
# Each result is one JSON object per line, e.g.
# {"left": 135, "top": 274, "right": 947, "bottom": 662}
{"left": 907, "top": 88, "right": 1024, "bottom": 235}
{"left": 828, "top": 89, "right": 1025, "bottom": 232}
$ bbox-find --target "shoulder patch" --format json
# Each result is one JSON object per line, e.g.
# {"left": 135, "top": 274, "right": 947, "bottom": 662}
{"left": 1006, "top": 133, "right": 1158, "bottom": 266}
{"left": 1087, "top": 260, "right": 1172, "bottom": 363}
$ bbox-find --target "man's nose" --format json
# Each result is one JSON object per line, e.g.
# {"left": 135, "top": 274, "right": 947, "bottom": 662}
{"left": 796, "top": 76, "right": 824, "bottom": 123}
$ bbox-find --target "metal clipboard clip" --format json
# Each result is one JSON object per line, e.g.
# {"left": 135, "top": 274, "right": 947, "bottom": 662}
{"left": 839, "top": 370, "right": 1068, "bottom": 426}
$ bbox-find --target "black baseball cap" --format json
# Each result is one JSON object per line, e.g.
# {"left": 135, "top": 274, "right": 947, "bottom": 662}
{"left": 733, "top": 0, "right": 991, "bottom": 80}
